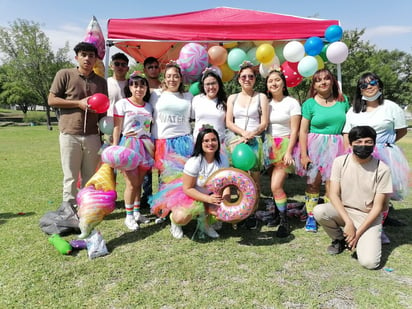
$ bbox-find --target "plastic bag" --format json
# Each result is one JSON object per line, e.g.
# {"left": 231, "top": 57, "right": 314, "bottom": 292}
{"left": 39, "top": 202, "right": 80, "bottom": 236}
{"left": 86, "top": 230, "right": 109, "bottom": 259}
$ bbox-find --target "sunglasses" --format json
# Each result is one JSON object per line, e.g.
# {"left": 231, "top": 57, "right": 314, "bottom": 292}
{"left": 359, "top": 79, "right": 378, "bottom": 89}
{"left": 240, "top": 74, "right": 255, "bottom": 81}
{"left": 113, "top": 61, "right": 128, "bottom": 68}
{"left": 147, "top": 65, "right": 159, "bottom": 70}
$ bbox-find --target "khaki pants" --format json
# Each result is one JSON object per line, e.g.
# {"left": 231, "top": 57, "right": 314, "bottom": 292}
{"left": 59, "top": 133, "right": 101, "bottom": 203}
{"left": 314, "top": 203, "right": 382, "bottom": 269}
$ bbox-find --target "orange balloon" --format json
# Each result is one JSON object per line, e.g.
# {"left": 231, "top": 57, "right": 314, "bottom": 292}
{"left": 208, "top": 46, "right": 228, "bottom": 66}
{"left": 219, "top": 63, "right": 235, "bottom": 82}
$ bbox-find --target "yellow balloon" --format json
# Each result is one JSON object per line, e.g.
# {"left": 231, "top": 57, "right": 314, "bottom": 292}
{"left": 93, "top": 59, "right": 105, "bottom": 77}
{"left": 256, "top": 43, "right": 275, "bottom": 64}
{"left": 219, "top": 63, "right": 235, "bottom": 82}
{"left": 315, "top": 55, "right": 325, "bottom": 70}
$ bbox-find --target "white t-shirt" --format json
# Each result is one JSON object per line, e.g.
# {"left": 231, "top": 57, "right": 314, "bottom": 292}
{"left": 183, "top": 155, "right": 229, "bottom": 193}
{"left": 191, "top": 94, "right": 226, "bottom": 142}
{"left": 150, "top": 90, "right": 193, "bottom": 139}
{"left": 107, "top": 77, "right": 127, "bottom": 117}
{"left": 268, "top": 96, "right": 301, "bottom": 137}
{"left": 343, "top": 100, "right": 407, "bottom": 144}
{"left": 113, "top": 98, "right": 153, "bottom": 138}
{"left": 233, "top": 93, "right": 261, "bottom": 131}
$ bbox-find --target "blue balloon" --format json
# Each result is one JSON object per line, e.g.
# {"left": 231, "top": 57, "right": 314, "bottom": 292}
{"left": 304, "top": 36, "right": 324, "bottom": 56}
{"left": 325, "top": 25, "right": 343, "bottom": 43}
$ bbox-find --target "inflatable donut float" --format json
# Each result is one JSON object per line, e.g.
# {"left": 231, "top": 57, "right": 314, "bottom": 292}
{"left": 205, "top": 167, "right": 258, "bottom": 223}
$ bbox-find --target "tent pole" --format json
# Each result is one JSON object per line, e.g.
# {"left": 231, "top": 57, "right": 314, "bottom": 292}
{"left": 336, "top": 63, "right": 342, "bottom": 91}
{"left": 104, "top": 40, "right": 113, "bottom": 80}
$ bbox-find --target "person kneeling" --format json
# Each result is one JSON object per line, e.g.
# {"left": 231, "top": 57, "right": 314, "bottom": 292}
{"left": 313, "top": 126, "right": 392, "bottom": 269}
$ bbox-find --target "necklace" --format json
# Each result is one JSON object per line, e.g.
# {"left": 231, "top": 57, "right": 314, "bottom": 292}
{"left": 318, "top": 93, "right": 333, "bottom": 104}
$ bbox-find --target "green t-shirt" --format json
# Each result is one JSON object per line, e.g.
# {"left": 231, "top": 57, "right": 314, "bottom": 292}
{"left": 301, "top": 97, "right": 350, "bottom": 134}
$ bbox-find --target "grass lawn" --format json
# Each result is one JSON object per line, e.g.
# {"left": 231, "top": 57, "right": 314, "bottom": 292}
{"left": 0, "top": 126, "right": 411, "bottom": 308}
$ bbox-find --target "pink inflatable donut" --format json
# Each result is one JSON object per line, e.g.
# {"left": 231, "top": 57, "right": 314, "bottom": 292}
{"left": 101, "top": 145, "right": 140, "bottom": 171}
{"left": 205, "top": 167, "right": 258, "bottom": 223}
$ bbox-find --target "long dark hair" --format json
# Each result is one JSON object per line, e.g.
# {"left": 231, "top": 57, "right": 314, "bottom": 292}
{"left": 353, "top": 72, "right": 384, "bottom": 113}
{"left": 199, "top": 71, "right": 227, "bottom": 111}
{"left": 192, "top": 127, "right": 221, "bottom": 163}
{"left": 265, "top": 69, "right": 289, "bottom": 98}
{"left": 124, "top": 75, "right": 151, "bottom": 102}
{"left": 308, "top": 68, "right": 344, "bottom": 102}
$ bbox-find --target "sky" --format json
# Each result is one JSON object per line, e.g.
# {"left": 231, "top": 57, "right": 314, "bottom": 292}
{"left": 0, "top": 0, "right": 411, "bottom": 63}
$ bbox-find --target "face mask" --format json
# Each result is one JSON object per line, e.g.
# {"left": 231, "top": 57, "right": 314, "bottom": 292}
{"left": 352, "top": 145, "right": 374, "bottom": 159}
{"left": 362, "top": 91, "right": 382, "bottom": 102}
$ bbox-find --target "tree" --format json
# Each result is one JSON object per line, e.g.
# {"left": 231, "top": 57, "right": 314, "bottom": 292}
{"left": 0, "top": 19, "right": 72, "bottom": 129}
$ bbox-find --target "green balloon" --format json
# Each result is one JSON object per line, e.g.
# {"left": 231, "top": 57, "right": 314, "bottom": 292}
{"left": 232, "top": 143, "right": 256, "bottom": 171}
{"left": 189, "top": 81, "right": 200, "bottom": 96}
{"left": 320, "top": 44, "right": 329, "bottom": 62}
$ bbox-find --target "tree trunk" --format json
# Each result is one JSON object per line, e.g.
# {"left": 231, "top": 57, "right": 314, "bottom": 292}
{"left": 45, "top": 105, "right": 53, "bottom": 130}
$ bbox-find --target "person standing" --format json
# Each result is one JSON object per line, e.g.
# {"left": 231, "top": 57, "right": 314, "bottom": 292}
{"left": 264, "top": 69, "right": 301, "bottom": 237}
{"left": 143, "top": 56, "right": 162, "bottom": 91}
{"left": 314, "top": 126, "right": 392, "bottom": 269}
{"left": 112, "top": 73, "right": 153, "bottom": 230}
{"left": 107, "top": 52, "right": 129, "bottom": 116}
{"left": 48, "top": 42, "right": 108, "bottom": 205}
{"left": 296, "top": 68, "right": 349, "bottom": 232}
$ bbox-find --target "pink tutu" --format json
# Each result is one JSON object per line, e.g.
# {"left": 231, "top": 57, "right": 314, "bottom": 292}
{"left": 373, "top": 143, "right": 409, "bottom": 200}
{"left": 294, "top": 133, "right": 345, "bottom": 184}
{"left": 263, "top": 135, "right": 295, "bottom": 173}
{"left": 120, "top": 136, "right": 154, "bottom": 171}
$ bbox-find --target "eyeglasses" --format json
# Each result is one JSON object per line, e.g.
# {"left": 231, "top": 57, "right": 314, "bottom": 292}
{"left": 359, "top": 79, "right": 378, "bottom": 89}
{"left": 113, "top": 61, "right": 128, "bottom": 68}
{"left": 147, "top": 65, "right": 159, "bottom": 70}
{"left": 240, "top": 74, "right": 255, "bottom": 81}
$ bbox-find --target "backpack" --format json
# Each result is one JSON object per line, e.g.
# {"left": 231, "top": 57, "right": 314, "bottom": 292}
{"left": 39, "top": 202, "right": 80, "bottom": 236}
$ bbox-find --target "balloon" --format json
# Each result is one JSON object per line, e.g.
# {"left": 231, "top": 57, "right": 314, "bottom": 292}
{"left": 283, "top": 41, "right": 305, "bottom": 63}
{"left": 88, "top": 93, "right": 110, "bottom": 113}
{"left": 246, "top": 47, "right": 259, "bottom": 66}
{"left": 304, "top": 36, "right": 324, "bottom": 56}
{"left": 219, "top": 63, "right": 235, "bottom": 82}
{"left": 253, "top": 40, "right": 273, "bottom": 46}
{"left": 259, "top": 56, "right": 280, "bottom": 78}
{"left": 315, "top": 55, "right": 325, "bottom": 70}
{"left": 98, "top": 116, "right": 114, "bottom": 135}
{"left": 319, "top": 44, "right": 329, "bottom": 62}
{"left": 189, "top": 81, "right": 200, "bottom": 96}
{"left": 210, "top": 65, "right": 222, "bottom": 78}
{"left": 238, "top": 41, "right": 254, "bottom": 51}
{"left": 325, "top": 25, "right": 343, "bottom": 43}
{"left": 231, "top": 143, "right": 256, "bottom": 171}
{"left": 101, "top": 145, "right": 140, "bottom": 171}
{"left": 326, "top": 41, "right": 349, "bottom": 64}
{"left": 208, "top": 46, "right": 227, "bottom": 66}
{"left": 178, "top": 43, "right": 208, "bottom": 84}
{"left": 297, "top": 56, "right": 318, "bottom": 77}
{"left": 83, "top": 16, "right": 105, "bottom": 60}
{"left": 223, "top": 42, "right": 238, "bottom": 49}
{"left": 274, "top": 45, "right": 286, "bottom": 64}
{"left": 227, "top": 48, "right": 247, "bottom": 71}
{"left": 256, "top": 43, "right": 275, "bottom": 64}
{"left": 93, "top": 59, "right": 105, "bottom": 77}
{"left": 281, "top": 62, "right": 303, "bottom": 88}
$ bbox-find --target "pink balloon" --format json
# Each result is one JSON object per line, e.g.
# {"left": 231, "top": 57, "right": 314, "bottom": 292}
{"left": 178, "top": 43, "right": 208, "bottom": 83}
{"left": 326, "top": 42, "right": 349, "bottom": 64}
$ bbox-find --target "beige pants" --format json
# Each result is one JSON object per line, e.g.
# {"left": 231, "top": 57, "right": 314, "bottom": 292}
{"left": 59, "top": 133, "right": 101, "bottom": 203}
{"left": 314, "top": 203, "right": 382, "bottom": 270}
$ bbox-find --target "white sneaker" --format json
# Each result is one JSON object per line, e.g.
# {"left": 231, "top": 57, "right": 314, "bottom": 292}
{"left": 381, "top": 230, "right": 391, "bottom": 244}
{"left": 212, "top": 221, "right": 223, "bottom": 231}
{"left": 125, "top": 216, "right": 139, "bottom": 231}
{"left": 134, "top": 212, "right": 150, "bottom": 224}
{"left": 155, "top": 217, "right": 166, "bottom": 224}
{"left": 170, "top": 222, "right": 184, "bottom": 239}
{"left": 204, "top": 225, "right": 220, "bottom": 238}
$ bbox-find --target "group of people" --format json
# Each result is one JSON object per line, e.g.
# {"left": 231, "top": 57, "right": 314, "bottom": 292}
{"left": 48, "top": 42, "right": 408, "bottom": 270}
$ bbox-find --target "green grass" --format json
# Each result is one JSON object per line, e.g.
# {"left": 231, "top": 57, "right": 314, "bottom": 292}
{"left": 1, "top": 126, "right": 411, "bottom": 308}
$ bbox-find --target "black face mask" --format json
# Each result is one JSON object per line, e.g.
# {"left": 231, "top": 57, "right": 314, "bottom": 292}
{"left": 352, "top": 145, "right": 374, "bottom": 159}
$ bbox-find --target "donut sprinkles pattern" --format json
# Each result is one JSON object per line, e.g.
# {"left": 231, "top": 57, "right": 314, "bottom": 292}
{"left": 205, "top": 168, "right": 257, "bottom": 223}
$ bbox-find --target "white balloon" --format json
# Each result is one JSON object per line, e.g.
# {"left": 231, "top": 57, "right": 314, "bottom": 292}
{"left": 326, "top": 42, "right": 349, "bottom": 64}
{"left": 283, "top": 41, "right": 305, "bottom": 63}
{"left": 297, "top": 56, "right": 318, "bottom": 77}
{"left": 259, "top": 56, "right": 280, "bottom": 78}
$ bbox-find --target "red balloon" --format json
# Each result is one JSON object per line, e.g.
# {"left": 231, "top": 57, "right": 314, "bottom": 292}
{"left": 88, "top": 93, "right": 109, "bottom": 113}
{"left": 281, "top": 62, "right": 303, "bottom": 88}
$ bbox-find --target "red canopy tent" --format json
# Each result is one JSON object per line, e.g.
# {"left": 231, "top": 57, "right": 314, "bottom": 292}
{"left": 106, "top": 7, "right": 340, "bottom": 64}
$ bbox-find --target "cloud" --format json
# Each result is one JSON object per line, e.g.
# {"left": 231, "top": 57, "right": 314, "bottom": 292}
{"left": 44, "top": 24, "right": 87, "bottom": 51}
{"left": 364, "top": 25, "right": 412, "bottom": 38}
